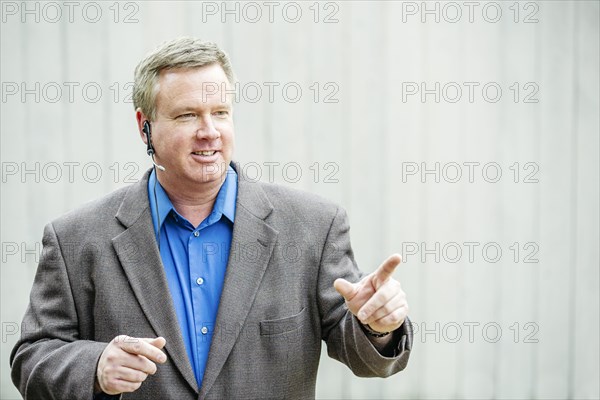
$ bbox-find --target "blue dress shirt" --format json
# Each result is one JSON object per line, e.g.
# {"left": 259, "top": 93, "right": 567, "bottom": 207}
{"left": 148, "top": 167, "right": 237, "bottom": 387}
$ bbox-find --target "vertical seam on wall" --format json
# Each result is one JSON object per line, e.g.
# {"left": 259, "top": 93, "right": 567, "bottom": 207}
{"left": 567, "top": 1, "right": 580, "bottom": 397}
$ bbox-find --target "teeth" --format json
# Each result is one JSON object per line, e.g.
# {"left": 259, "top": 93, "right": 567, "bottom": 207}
{"left": 194, "top": 151, "right": 216, "bottom": 156}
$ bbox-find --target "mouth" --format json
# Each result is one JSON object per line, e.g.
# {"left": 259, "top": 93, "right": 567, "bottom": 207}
{"left": 192, "top": 150, "right": 217, "bottom": 156}
{"left": 190, "top": 150, "right": 220, "bottom": 164}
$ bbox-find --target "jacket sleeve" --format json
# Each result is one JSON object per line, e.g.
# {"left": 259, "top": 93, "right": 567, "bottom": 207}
{"left": 10, "top": 222, "right": 110, "bottom": 400}
{"left": 317, "top": 206, "right": 413, "bottom": 377}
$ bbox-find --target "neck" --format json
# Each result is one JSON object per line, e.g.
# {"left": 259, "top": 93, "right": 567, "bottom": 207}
{"left": 157, "top": 173, "right": 225, "bottom": 228}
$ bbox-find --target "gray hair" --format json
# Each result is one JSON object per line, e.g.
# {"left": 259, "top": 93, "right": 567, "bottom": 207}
{"left": 133, "top": 37, "right": 235, "bottom": 120}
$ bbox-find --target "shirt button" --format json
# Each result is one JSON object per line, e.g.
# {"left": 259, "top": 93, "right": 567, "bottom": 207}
{"left": 201, "top": 326, "right": 208, "bottom": 335}
{"left": 193, "top": 231, "right": 200, "bottom": 237}
{"left": 196, "top": 277, "right": 204, "bottom": 285}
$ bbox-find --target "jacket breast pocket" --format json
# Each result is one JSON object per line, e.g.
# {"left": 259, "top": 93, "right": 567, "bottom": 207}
{"left": 259, "top": 307, "right": 306, "bottom": 336}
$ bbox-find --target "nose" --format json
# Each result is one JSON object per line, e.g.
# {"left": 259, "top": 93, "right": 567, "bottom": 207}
{"left": 195, "top": 116, "right": 220, "bottom": 140}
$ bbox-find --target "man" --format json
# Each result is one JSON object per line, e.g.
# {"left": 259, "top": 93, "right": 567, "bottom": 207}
{"left": 10, "top": 37, "right": 412, "bottom": 399}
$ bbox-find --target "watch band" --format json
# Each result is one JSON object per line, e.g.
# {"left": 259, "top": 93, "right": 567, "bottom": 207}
{"left": 361, "top": 323, "right": 391, "bottom": 338}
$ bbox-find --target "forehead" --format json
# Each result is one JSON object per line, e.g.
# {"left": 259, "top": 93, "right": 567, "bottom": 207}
{"left": 155, "top": 64, "right": 232, "bottom": 108}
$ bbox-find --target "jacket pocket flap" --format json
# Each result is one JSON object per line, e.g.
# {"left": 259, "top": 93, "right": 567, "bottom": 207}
{"left": 260, "top": 307, "right": 306, "bottom": 336}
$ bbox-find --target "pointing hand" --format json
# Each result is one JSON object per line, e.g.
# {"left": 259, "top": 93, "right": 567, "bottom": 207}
{"left": 334, "top": 254, "right": 409, "bottom": 334}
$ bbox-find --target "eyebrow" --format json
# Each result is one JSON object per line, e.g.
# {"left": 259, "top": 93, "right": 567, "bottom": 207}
{"left": 169, "top": 102, "right": 231, "bottom": 114}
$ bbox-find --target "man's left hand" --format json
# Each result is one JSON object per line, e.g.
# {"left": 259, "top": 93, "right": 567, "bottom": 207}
{"left": 334, "top": 254, "right": 409, "bottom": 334}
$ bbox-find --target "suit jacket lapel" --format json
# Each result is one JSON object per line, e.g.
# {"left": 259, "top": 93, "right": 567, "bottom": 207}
{"left": 199, "top": 166, "right": 279, "bottom": 398}
{"left": 112, "top": 170, "right": 199, "bottom": 393}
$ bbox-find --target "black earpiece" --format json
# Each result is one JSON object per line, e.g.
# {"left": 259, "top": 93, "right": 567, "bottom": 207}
{"left": 143, "top": 120, "right": 154, "bottom": 156}
{"left": 143, "top": 120, "right": 166, "bottom": 172}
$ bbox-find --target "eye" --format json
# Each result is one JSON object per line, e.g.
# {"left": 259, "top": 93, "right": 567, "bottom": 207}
{"left": 214, "top": 110, "right": 229, "bottom": 117}
{"left": 177, "top": 113, "right": 197, "bottom": 119}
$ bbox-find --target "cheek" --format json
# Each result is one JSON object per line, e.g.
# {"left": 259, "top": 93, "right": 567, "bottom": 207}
{"left": 159, "top": 136, "right": 187, "bottom": 156}
{"left": 222, "top": 128, "right": 235, "bottom": 146}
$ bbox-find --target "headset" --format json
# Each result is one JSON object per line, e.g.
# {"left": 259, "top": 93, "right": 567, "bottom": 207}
{"left": 142, "top": 121, "right": 165, "bottom": 171}
{"left": 143, "top": 120, "right": 165, "bottom": 250}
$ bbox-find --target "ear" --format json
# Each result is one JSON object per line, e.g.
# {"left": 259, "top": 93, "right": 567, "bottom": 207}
{"left": 136, "top": 108, "right": 149, "bottom": 145}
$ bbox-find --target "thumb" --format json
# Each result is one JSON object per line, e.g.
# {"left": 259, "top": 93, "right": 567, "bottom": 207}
{"left": 142, "top": 336, "right": 166, "bottom": 350}
{"left": 334, "top": 278, "right": 359, "bottom": 301}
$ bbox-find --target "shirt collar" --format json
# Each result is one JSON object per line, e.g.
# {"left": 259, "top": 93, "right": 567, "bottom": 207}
{"left": 216, "top": 166, "right": 237, "bottom": 223}
{"left": 148, "top": 166, "right": 238, "bottom": 236}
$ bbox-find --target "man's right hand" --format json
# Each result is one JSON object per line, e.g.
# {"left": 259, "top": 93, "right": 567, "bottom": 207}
{"left": 95, "top": 335, "right": 167, "bottom": 395}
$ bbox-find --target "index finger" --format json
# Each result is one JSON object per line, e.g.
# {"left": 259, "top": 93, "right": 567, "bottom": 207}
{"left": 140, "top": 337, "right": 166, "bottom": 350}
{"left": 373, "top": 254, "right": 401, "bottom": 286}
{"left": 117, "top": 336, "right": 167, "bottom": 363}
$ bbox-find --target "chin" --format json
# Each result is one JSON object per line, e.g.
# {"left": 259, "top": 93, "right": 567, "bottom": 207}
{"left": 195, "top": 167, "right": 227, "bottom": 183}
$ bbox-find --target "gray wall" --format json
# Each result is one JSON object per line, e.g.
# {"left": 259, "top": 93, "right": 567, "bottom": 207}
{"left": 1, "top": 1, "right": 598, "bottom": 399}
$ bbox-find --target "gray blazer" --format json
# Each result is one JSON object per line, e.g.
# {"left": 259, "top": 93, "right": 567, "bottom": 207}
{"left": 10, "top": 164, "right": 412, "bottom": 399}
